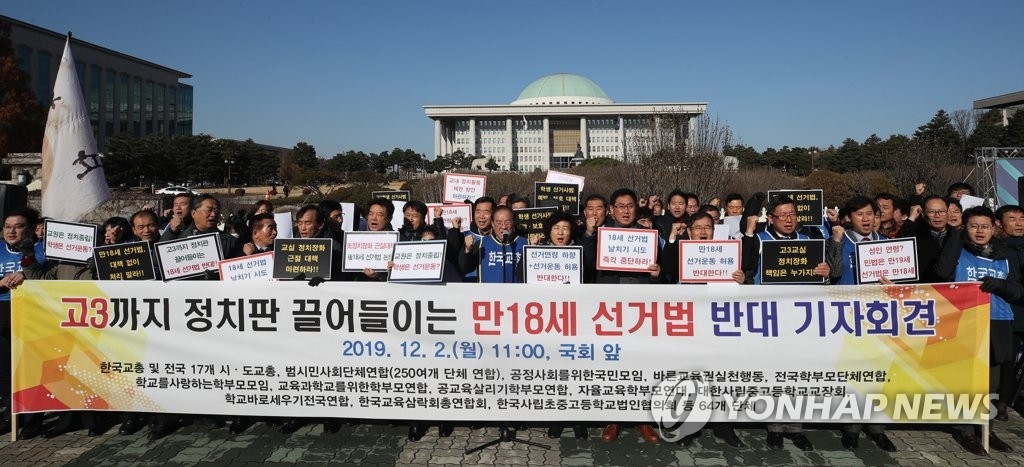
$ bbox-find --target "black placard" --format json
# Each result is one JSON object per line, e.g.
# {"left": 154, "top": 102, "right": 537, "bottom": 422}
{"left": 93, "top": 241, "right": 157, "bottom": 280}
{"left": 514, "top": 207, "right": 559, "bottom": 236}
{"left": 767, "top": 189, "right": 824, "bottom": 226}
{"left": 273, "top": 238, "right": 334, "bottom": 280}
{"left": 371, "top": 190, "right": 411, "bottom": 202}
{"left": 759, "top": 239, "right": 825, "bottom": 284}
{"left": 534, "top": 182, "right": 579, "bottom": 215}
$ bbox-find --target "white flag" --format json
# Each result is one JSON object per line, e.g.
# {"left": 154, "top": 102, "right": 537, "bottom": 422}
{"left": 522, "top": 115, "right": 528, "bottom": 130}
{"left": 41, "top": 35, "right": 111, "bottom": 222}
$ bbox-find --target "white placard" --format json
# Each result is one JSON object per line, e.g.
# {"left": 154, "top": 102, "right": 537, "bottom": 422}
{"left": 959, "top": 194, "right": 985, "bottom": 210}
{"left": 855, "top": 237, "right": 918, "bottom": 284}
{"left": 722, "top": 215, "right": 742, "bottom": 238}
{"left": 388, "top": 240, "right": 447, "bottom": 283}
{"left": 343, "top": 231, "right": 399, "bottom": 272}
{"left": 426, "top": 203, "right": 472, "bottom": 232}
{"left": 391, "top": 200, "right": 406, "bottom": 231}
{"left": 274, "top": 212, "right": 293, "bottom": 239}
{"left": 218, "top": 251, "right": 275, "bottom": 282}
{"left": 713, "top": 224, "right": 731, "bottom": 240}
{"left": 154, "top": 233, "right": 224, "bottom": 280}
{"left": 44, "top": 220, "right": 97, "bottom": 263}
{"left": 442, "top": 173, "right": 487, "bottom": 203}
{"left": 678, "top": 240, "right": 741, "bottom": 283}
{"left": 340, "top": 202, "right": 357, "bottom": 232}
{"left": 522, "top": 246, "right": 583, "bottom": 284}
{"left": 545, "top": 170, "right": 585, "bottom": 192}
{"left": 595, "top": 227, "right": 658, "bottom": 272}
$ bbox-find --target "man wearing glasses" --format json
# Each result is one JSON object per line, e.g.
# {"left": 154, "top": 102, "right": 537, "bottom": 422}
{"left": 741, "top": 195, "right": 837, "bottom": 451}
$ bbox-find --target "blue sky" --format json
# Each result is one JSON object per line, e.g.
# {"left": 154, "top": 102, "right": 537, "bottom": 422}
{"left": 9, "top": 1, "right": 1023, "bottom": 158}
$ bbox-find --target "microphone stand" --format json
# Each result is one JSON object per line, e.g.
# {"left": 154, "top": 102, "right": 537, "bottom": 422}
{"left": 465, "top": 230, "right": 550, "bottom": 454}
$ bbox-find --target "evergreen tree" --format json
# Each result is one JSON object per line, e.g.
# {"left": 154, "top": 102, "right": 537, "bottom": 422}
{"left": 288, "top": 142, "right": 319, "bottom": 169}
{"left": 0, "top": 21, "right": 45, "bottom": 155}
{"left": 913, "top": 110, "right": 962, "bottom": 154}
{"left": 1002, "top": 110, "right": 1024, "bottom": 147}
{"left": 969, "top": 110, "right": 1006, "bottom": 151}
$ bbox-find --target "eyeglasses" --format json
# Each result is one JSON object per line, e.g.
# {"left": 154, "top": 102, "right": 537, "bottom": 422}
{"left": 771, "top": 213, "right": 796, "bottom": 220}
{"left": 967, "top": 224, "right": 992, "bottom": 231}
{"left": 689, "top": 225, "right": 713, "bottom": 231}
{"left": 926, "top": 210, "right": 947, "bottom": 216}
{"left": 613, "top": 204, "right": 636, "bottom": 210}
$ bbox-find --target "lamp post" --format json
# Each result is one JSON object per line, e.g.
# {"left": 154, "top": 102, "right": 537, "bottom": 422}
{"left": 808, "top": 150, "right": 819, "bottom": 173}
{"left": 224, "top": 159, "right": 235, "bottom": 194}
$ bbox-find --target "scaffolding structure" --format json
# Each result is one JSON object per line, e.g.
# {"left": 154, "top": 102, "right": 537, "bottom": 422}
{"left": 973, "top": 147, "right": 1024, "bottom": 205}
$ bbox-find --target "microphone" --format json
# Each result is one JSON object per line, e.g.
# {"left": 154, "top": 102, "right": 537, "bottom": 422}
{"left": 502, "top": 231, "right": 511, "bottom": 244}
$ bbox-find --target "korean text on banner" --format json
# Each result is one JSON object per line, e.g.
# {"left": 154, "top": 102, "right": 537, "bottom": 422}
{"left": 12, "top": 281, "right": 989, "bottom": 425}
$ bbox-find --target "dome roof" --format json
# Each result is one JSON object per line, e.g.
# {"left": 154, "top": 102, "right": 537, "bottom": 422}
{"left": 511, "top": 73, "right": 613, "bottom": 105}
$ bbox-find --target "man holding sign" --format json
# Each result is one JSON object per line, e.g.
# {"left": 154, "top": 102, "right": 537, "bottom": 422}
{"left": 460, "top": 205, "right": 526, "bottom": 283}
{"left": 828, "top": 196, "right": 885, "bottom": 285}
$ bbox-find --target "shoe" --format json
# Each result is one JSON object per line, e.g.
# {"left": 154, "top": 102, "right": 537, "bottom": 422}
{"left": 119, "top": 417, "right": 146, "bottom": 435}
{"left": 952, "top": 431, "right": 987, "bottom": 456}
{"left": 841, "top": 431, "right": 859, "bottom": 449}
{"left": 636, "top": 424, "right": 660, "bottom": 444}
{"left": 601, "top": 423, "right": 620, "bottom": 442}
{"left": 229, "top": 417, "right": 254, "bottom": 435}
{"left": 678, "top": 430, "right": 700, "bottom": 447}
{"left": 407, "top": 423, "right": 424, "bottom": 441}
{"left": 786, "top": 432, "right": 814, "bottom": 451}
{"left": 20, "top": 422, "right": 44, "bottom": 440}
{"left": 280, "top": 419, "right": 305, "bottom": 435}
{"left": 147, "top": 421, "right": 177, "bottom": 441}
{"left": 547, "top": 425, "right": 562, "bottom": 439}
{"left": 438, "top": 423, "right": 454, "bottom": 437}
{"left": 209, "top": 417, "right": 226, "bottom": 429}
{"left": 996, "top": 410, "right": 1009, "bottom": 422}
{"left": 766, "top": 432, "right": 784, "bottom": 449}
{"left": 573, "top": 424, "right": 589, "bottom": 440}
{"left": 0, "top": 417, "right": 11, "bottom": 436}
{"left": 88, "top": 427, "right": 106, "bottom": 437}
{"left": 714, "top": 427, "right": 743, "bottom": 448}
{"left": 43, "top": 423, "right": 80, "bottom": 439}
{"left": 869, "top": 432, "right": 896, "bottom": 452}
{"left": 990, "top": 432, "right": 1013, "bottom": 453}
{"left": 323, "top": 420, "right": 341, "bottom": 434}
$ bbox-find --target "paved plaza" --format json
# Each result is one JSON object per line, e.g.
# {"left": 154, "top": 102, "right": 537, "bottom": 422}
{"left": 2, "top": 414, "right": 1024, "bottom": 466}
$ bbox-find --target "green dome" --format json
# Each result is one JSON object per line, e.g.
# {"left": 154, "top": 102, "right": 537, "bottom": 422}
{"left": 512, "top": 73, "right": 613, "bottom": 105}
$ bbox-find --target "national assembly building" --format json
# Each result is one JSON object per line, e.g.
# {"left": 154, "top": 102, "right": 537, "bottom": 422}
{"left": 424, "top": 73, "right": 707, "bottom": 171}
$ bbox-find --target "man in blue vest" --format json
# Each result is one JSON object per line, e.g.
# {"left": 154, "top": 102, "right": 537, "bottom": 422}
{"left": 459, "top": 205, "right": 526, "bottom": 283}
{"left": 828, "top": 196, "right": 885, "bottom": 286}
{"left": 740, "top": 195, "right": 837, "bottom": 451}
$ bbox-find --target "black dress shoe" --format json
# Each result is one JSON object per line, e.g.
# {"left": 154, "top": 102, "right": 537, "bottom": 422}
{"left": 990, "top": 432, "right": 1013, "bottom": 453}
{"left": 996, "top": 410, "right": 1009, "bottom": 422}
{"left": 952, "top": 431, "right": 987, "bottom": 456}
{"left": 869, "top": 432, "right": 896, "bottom": 452}
{"left": 20, "top": 423, "right": 44, "bottom": 440}
{"left": 841, "top": 431, "right": 859, "bottom": 449}
{"left": 323, "top": 420, "right": 341, "bottom": 434}
{"left": 714, "top": 427, "right": 743, "bottom": 448}
{"left": 573, "top": 424, "right": 589, "bottom": 440}
{"left": 786, "top": 432, "right": 815, "bottom": 451}
{"left": 118, "top": 417, "right": 146, "bottom": 435}
{"left": 0, "top": 417, "right": 11, "bottom": 436}
{"left": 43, "top": 423, "right": 80, "bottom": 439}
{"left": 766, "top": 432, "right": 784, "bottom": 449}
{"left": 407, "top": 423, "right": 424, "bottom": 441}
{"left": 229, "top": 417, "right": 254, "bottom": 435}
{"left": 88, "top": 427, "right": 106, "bottom": 437}
{"left": 547, "top": 425, "right": 563, "bottom": 439}
{"left": 438, "top": 422, "right": 454, "bottom": 437}
{"left": 280, "top": 419, "right": 305, "bottom": 434}
{"left": 148, "top": 421, "right": 177, "bottom": 441}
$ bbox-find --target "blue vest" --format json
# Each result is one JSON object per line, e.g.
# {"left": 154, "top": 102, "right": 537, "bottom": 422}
{"left": 752, "top": 230, "right": 808, "bottom": 285}
{"left": 477, "top": 234, "right": 526, "bottom": 283}
{"left": 462, "top": 231, "right": 483, "bottom": 281}
{"left": 955, "top": 249, "right": 1013, "bottom": 320}
{"left": 835, "top": 232, "right": 884, "bottom": 285}
{"left": 0, "top": 241, "right": 47, "bottom": 301}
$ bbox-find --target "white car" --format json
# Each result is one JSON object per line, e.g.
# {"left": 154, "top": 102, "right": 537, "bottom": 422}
{"left": 154, "top": 185, "right": 200, "bottom": 196}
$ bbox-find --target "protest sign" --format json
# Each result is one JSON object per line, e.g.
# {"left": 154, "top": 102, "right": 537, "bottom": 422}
{"left": 154, "top": 233, "right": 223, "bottom": 280}
{"left": 768, "top": 189, "right": 824, "bottom": 226}
{"left": 678, "top": 240, "right": 741, "bottom": 283}
{"left": 595, "top": 227, "right": 658, "bottom": 272}
{"left": 371, "top": 190, "right": 411, "bottom": 202}
{"left": 93, "top": 241, "right": 156, "bottom": 280}
{"left": 534, "top": 182, "right": 579, "bottom": 215}
{"left": 388, "top": 240, "right": 447, "bottom": 283}
{"left": 514, "top": 207, "right": 559, "bottom": 236}
{"left": 855, "top": 237, "right": 919, "bottom": 284}
{"left": 426, "top": 203, "right": 472, "bottom": 233}
{"left": 443, "top": 174, "right": 487, "bottom": 203}
{"left": 273, "top": 238, "right": 333, "bottom": 279}
{"left": 522, "top": 246, "right": 582, "bottom": 284}
{"left": 545, "top": 170, "right": 585, "bottom": 191}
{"left": 44, "top": 220, "right": 97, "bottom": 263}
{"left": 343, "top": 231, "right": 398, "bottom": 272}
{"left": 759, "top": 239, "right": 825, "bottom": 284}
{"left": 219, "top": 251, "right": 275, "bottom": 282}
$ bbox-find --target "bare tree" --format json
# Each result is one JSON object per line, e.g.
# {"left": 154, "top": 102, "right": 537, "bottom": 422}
{"left": 623, "top": 111, "right": 733, "bottom": 200}
{"left": 950, "top": 108, "right": 980, "bottom": 158}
